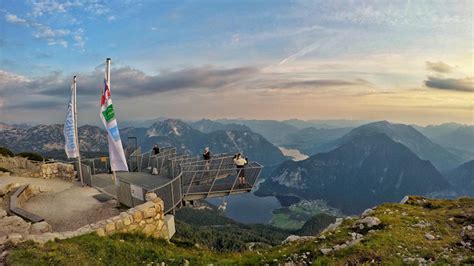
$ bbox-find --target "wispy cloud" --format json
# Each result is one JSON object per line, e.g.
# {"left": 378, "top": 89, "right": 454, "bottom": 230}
{"left": 29, "top": 0, "right": 78, "bottom": 17}
{"left": 3, "top": 12, "right": 84, "bottom": 49}
{"left": 5, "top": 13, "right": 28, "bottom": 24}
{"left": 426, "top": 61, "right": 454, "bottom": 73}
{"left": 278, "top": 37, "right": 333, "bottom": 66}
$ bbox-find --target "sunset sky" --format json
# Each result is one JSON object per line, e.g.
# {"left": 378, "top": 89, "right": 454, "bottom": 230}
{"left": 0, "top": 0, "right": 472, "bottom": 126}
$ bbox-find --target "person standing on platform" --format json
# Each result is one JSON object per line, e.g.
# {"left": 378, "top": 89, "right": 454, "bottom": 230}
{"left": 152, "top": 144, "right": 160, "bottom": 155}
{"left": 203, "top": 147, "right": 211, "bottom": 170}
{"left": 233, "top": 153, "right": 247, "bottom": 186}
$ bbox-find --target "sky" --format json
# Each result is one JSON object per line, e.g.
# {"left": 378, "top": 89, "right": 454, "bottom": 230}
{"left": 0, "top": 0, "right": 472, "bottom": 126}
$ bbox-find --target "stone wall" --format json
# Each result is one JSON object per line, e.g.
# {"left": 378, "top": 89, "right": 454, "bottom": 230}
{"left": 93, "top": 193, "right": 174, "bottom": 239}
{"left": 0, "top": 156, "right": 42, "bottom": 177}
{"left": 40, "top": 163, "right": 75, "bottom": 181}
{"left": 0, "top": 191, "right": 174, "bottom": 246}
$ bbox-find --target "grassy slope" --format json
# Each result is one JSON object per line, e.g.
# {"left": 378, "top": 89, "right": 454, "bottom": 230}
{"left": 8, "top": 196, "right": 474, "bottom": 265}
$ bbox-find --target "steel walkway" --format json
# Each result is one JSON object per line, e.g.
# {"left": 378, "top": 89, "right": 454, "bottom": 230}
{"left": 79, "top": 147, "right": 263, "bottom": 214}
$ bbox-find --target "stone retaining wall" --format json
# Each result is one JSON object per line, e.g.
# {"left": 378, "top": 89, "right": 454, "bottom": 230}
{"left": 1, "top": 191, "right": 174, "bottom": 246}
{"left": 40, "top": 163, "right": 75, "bottom": 181}
{"left": 0, "top": 156, "right": 42, "bottom": 177}
{"left": 93, "top": 193, "right": 174, "bottom": 239}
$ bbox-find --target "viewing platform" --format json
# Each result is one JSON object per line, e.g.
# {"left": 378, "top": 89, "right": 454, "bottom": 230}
{"left": 79, "top": 147, "right": 263, "bottom": 214}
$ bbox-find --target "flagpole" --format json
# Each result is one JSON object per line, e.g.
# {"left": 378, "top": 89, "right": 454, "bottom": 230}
{"left": 105, "top": 58, "right": 118, "bottom": 187}
{"left": 73, "top": 76, "right": 84, "bottom": 186}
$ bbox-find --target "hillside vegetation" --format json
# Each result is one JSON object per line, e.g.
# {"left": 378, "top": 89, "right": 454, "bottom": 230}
{"left": 7, "top": 196, "right": 473, "bottom": 265}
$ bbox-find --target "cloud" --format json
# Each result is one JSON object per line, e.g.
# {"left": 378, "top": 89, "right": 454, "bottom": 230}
{"left": 30, "top": 0, "right": 75, "bottom": 16}
{"left": 271, "top": 79, "right": 369, "bottom": 89}
{"left": 38, "top": 66, "right": 261, "bottom": 97}
{"left": 5, "top": 13, "right": 28, "bottom": 25}
{"left": 424, "top": 76, "right": 474, "bottom": 92}
{"left": 4, "top": 12, "right": 83, "bottom": 49}
{"left": 425, "top": 61, "right": 454, "bottom": 73}
{"left": 0, "top": 65, "right": 375, "bottom": 115}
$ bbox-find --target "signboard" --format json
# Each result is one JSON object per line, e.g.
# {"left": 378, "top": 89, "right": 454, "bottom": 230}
{"left": 130, "top": 184, "right": 144, "bottom": 201}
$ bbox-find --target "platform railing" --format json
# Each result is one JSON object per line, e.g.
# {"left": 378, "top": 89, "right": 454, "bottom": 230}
{"left": 180, "top": 155, "right": 236, "bottom": 173}
{"left": 117, "top": 171, "right": 182, "bottom": 213}
{"left": 180, "top": 162, "right": 262, "bottom": 197}
{"left": 81, "top": 157, "right": 110, "bottom": 175}
{"left": 128, "top": 147, "right": 177, "bottom": 173}
{"left": 93, "top": 147, "right": 263, "bottom": 214}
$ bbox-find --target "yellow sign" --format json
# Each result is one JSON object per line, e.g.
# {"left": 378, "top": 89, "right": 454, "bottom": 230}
{"left": 100, "top": 157, "right": 108, "bottom": 163}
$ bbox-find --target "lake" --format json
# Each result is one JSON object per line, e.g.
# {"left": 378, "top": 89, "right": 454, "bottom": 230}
{"left": 206, "top": 192, "right": 282, "bottom": 224}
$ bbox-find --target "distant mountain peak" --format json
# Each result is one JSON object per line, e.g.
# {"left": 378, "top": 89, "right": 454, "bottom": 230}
{"left": 324, "top": 120, "right": 463, "bottom": 171}
{"left": 147, "top": 119, "right": 195, "bottom": 137}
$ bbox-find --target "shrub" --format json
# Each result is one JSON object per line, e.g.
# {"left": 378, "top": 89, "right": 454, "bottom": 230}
{"left": 0, "top": 146, "right": 14, "bottom": 157}
{"left": 16, "top": 152, "right": 44, "bottom": 162}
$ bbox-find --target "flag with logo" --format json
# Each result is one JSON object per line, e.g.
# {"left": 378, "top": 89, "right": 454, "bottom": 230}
{"left": 100, "top": 68, "right": 129, "bottom": 171}
{"left": 64, "top": 84, "right": 79, "bottom": 158}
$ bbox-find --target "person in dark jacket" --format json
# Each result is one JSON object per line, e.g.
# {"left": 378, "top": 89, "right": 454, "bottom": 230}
{"left": 203, "top": 147, "right": 211, "bottom": 170}
{"left": 152, "top": 144, "right": 160, "bottom": 155}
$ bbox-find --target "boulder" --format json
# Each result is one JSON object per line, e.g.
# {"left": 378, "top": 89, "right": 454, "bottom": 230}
{"left": 7, "top": 233, "right": 23, "bottom": 244}
{"left": 33, "top": 232, "right": 60, "bottom": 244}
{"left": 321, "top": 218, "right": 343, "bottom": 233}
{"left": 0, "top": 215, "right": 31, "bottom": 236}
{"left": 361, "top": 208, "right": 374, "bottom": 217}
{"left": 400, "top": 195, "right": 410, "bottom": 204}
{"left": 320, "top": 248, "right": 332, "bottom": 255}
{"left": 355, "top": 217, "right": 381, "bottom": 228}
{"left": 30, "top": 221, "right": 52, "bottom": 235}
{"left": 425, "top": 233, "right": 435, "bottom": 240}
{"left": 282, "top": 235, "right": 316, "bottom": 244}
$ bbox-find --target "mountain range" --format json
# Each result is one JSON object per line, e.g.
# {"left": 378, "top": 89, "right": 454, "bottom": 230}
{"left": 414, "top": 123, "right": 474, "bottom": 160}
{"left": 0, "top": 119, "right": 286, "bottom": 167}
{"left": 256, "top": 132, "right": 452, "bottom": 214}
{"left": 129, "top": 119, "right": 287, "bottom": 166}
{"left": 1, "top": 118, "right": 472, "bottom": 214}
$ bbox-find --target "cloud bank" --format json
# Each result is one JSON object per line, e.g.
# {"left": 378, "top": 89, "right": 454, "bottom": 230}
{"left": 0, "top": 64, "right": 370, "bottom": 115}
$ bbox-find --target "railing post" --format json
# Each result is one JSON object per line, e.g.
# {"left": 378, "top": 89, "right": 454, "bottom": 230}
{"left": 170, "top": 180, "right": 175, "bottom": 214}
{"left": 186, "top": 171, "right": 198, "bottom": 194}
{"left": 229, "top": 168, "right": 240, "bottom": 194}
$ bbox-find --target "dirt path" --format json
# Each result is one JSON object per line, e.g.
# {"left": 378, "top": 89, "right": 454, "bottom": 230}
{"left": 0, "top": 175, "right": 121, "bottom": 232}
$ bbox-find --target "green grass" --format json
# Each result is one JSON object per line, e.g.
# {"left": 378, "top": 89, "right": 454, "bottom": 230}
{"left": 8, "top": 196, "right": 474, "bottom": 265}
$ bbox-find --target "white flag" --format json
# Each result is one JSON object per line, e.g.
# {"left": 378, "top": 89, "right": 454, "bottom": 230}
{"left": 64, "top": 85, "right": 79, "bottom": 158}
{"left": 100, "top": 65, "right": 129, "bottom": 172}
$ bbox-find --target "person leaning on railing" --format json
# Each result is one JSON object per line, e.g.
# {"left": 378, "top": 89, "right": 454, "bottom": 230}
{"left": 233, "top": 153, "right": 247, "bottom": 187}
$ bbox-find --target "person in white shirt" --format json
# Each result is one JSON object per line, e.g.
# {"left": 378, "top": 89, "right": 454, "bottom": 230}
{"left": 233, "top": 153, "right": 247, "bottom": 186}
